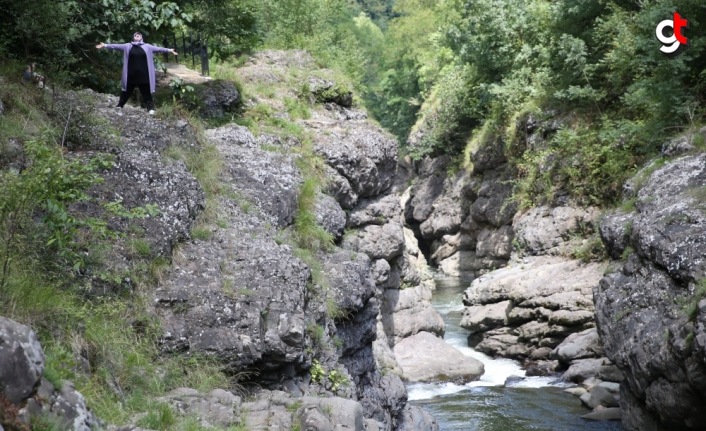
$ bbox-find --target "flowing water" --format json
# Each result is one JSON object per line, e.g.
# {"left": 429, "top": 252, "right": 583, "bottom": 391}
{"left": 408, "top": 278, "right": 624, "bottom": 431}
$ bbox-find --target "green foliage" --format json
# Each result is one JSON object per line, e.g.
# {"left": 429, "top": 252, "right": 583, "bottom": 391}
{"left": 0, "top": 0, "right": 194, "bottom": 89}
{"left": 138, "top": 403, "right": 177, "bottom": 431}
{"left": 168, "top": 78, "right": 196, "bottom": 104}
{"left": 310, "top": 359, "right": 325, "bottom": 383}
{"left": 515, "top": 120, "right": 640, "bottom": 206}
{"left": 307, "top": 323, "right": 325, "bottom": 347}
{"left": 570, "top": 232, "right": 607, "bottom": 263}
{"left": 187, "top": 0, "right": 260, "bottom": 59}
{"left": 361, "top": 0, "right": 706, "bottom": 206}
{"left": 308, "top": 360, "right": 348, "bottom": 393}
{"left": 0, "top": 135, "right": 114, "bottom": 285}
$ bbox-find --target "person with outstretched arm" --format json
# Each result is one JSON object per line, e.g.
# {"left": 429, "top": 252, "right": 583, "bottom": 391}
{"left": 96, "top": 32, "right": 177, "bottom": 114}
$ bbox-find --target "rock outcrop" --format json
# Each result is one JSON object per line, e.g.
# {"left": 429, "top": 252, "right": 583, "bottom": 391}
{"left": 151, "top": 51, "right": 443, "bottom": 431}
{"left": 595, "top": 151, "right": 706, "bottom": 430}
{"left": 0, "top": 317, "right": 99, "bottom": 431}
{"left": 460, "top": 256, "right": 605, "bottom": 362}
{"left": 404, "top": 135, "right": 523, "bottom": 278}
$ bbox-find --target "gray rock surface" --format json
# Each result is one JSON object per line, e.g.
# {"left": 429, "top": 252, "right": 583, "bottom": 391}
{"left": 595, "top": 152, "right": 706, "bottom": 430}
{"left": 581, "top": 407, "right": 621, "bottom": 421}
{"left": 188, "top": 79, "right": 241, "bottom": 119}
{"left": 393, "top": 332, "right": 484, "bottom": 384}
{"left": 342, "top": 223, "right": 405, "bottom": 261}
{"left": 552, "top": 328, "right": 604, "bottom": 365}
{"left": 0, "top": 317, "right": 44, "bottom": 404}
{"left": 311, "top": 118, "right": 397, "bottom": 206}
{"left": 460, "top": 256, "right": 605, "bottom": 359}
{"left": 513, "top": 205, "right": 601, "bottom": 256}
{"left": 381, "top": 285, "right": 444, "bottom": 344}
{"left": 315, "top": 193, "right": 347, "bottom": 241}
{"left": 47, "top": 89, "right": 206, "bottom": 295}
{"left": 158, "top": 388, "right": 242, "bottom": 428}
{"left": 396, "top": 405, "right": 439, "bottom": 431}
{"left": 206, "top": 124, "right": 301, "bottom": 227}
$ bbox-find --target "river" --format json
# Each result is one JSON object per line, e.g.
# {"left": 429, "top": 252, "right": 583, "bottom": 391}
{"left": 408, "top": 278, "right": 624, "bottom": 431}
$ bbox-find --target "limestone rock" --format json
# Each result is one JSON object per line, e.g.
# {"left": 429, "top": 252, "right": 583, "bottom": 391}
{"left": 312, "top": 119, "right": 397, "bottom": 204}
{"left": 381, "top": 285, "right": 445, "bottom": 344}
{"left": 460, "top": 301, "right": 511, "bottom": 332}
{"left": 315, "top": 194, "right": 347, "bottom": 241}
{"left": 207, "top": 124, "right": 301, "bottom": 227}
{"left": 513, "top": 205, "right": 601, "bottom": 256}
{"left": 552, "top": 328, "right": 604, "bottom": 364}
{"left": 393, "top": 332, "right": 484, "bottom": 384}
{"left": 341, "top": 223, "right": 405, "bottom": 261}
{"left": 396, "top": 405, "right": 439, "bottom": 431}
{"left": 347, "top": 195, "right": 403, "bottom": 228}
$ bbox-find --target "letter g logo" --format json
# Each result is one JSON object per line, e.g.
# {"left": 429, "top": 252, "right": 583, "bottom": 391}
{"left": 657, "top": 12, "right": 688, "bottom": 54}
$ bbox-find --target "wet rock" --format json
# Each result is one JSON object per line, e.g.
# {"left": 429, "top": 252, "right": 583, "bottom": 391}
{"left": 580, "top": 386, "right": 619, "bottom": 409}
{"left": 581, "top": 407, "right": 621, "bottom": 421}
{"left": 396, "top": 405, "right": 439, "bottom": 431}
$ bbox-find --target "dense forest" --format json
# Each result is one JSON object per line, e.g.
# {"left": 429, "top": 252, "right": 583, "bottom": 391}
{"left": 1, "top": 0, "right": 706, "bottom": 428}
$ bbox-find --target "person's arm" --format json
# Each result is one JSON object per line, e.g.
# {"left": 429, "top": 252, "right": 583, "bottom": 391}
{"left": 96, "top": 43, "right": 128, "bottom": 51}
{"left": 148, "top": 44, "right": 178, "bottom": 56}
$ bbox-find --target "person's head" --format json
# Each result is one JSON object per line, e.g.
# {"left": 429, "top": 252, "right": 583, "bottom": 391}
{"left": 132, "top": 32, "right": 143, "bottom": 42}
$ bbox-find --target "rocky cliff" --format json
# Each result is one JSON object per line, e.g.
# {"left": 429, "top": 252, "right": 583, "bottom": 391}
{"left": 0, "top": 51, "right": 449, "bottom": 431}
{"left": 595, "top": 143, "right": 706, "bottom": 430}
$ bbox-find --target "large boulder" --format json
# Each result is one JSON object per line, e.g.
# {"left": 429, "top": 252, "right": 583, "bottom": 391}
{"left": 45, "top": 90, "right": 205, "bottom": 295}
{"left": 461, "top": 256, "right": 606, "bottom": 359}
{"left": 393, "top": 332, "right": 484, "bottom": 384}
{"left": 381, "top": 285, "right": 445, "bottom": 344}
{"left": 184, "top": 79, "right": 241, "bottom": 119}
{"left": 312, "top": 119, "right": 397, "bottom": 207}
{"left": 513, "top": 205, "right": 601, "bottom": 256}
